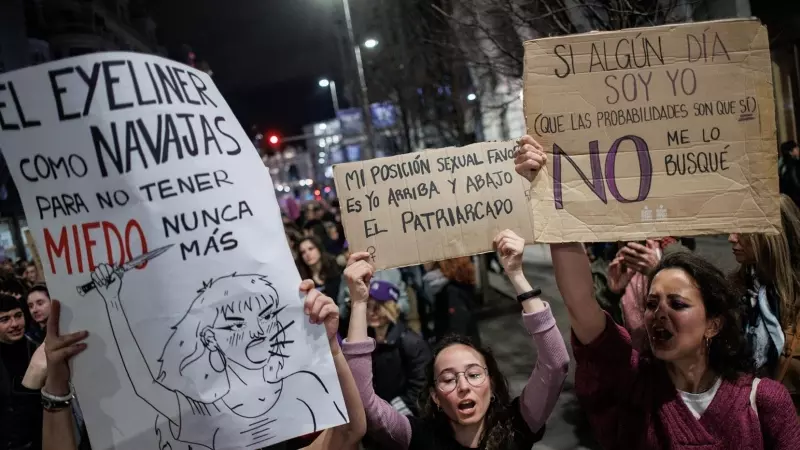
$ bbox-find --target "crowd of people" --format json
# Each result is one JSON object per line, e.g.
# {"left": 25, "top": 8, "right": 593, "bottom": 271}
{"left": 2, "top": 134, "right": 800, "bottom": 450}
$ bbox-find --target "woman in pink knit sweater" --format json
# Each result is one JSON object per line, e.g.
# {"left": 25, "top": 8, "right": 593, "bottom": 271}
{"left": 342, "top": 227, "right": 570, "bottom": 449}
{"left": 516, "top": 135, "right": 800, "bottom": 449}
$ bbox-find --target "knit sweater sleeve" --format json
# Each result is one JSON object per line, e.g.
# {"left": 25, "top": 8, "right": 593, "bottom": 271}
{"left": 756, "top": 378, "right": 800, "bottom": 449}
{"left": 571, "top": 313, "right": 638, "bottom": 448}
{"left": 342, "top": 338, "right": 412, "bottom": 449}
{"left": 518, "top": 302, "right": 570, "bottom": 433}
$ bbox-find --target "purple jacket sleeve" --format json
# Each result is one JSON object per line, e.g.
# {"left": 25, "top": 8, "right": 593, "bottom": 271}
{"left": 343, "top": 338, "right": 412, "bottom": 449}
{"left": 518, "top": 302, "right": 571, "bottom": 433}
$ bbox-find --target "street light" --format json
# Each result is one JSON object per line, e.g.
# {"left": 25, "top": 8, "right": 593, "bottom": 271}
{"left": 364, "top": 38, "right": 379, "bottom": 49}
{"left": 467, "top": 93, "right": 477, "bottom": 102}
{"left": 340, "top": 0, "right": 376, "bottom": 160}
{"left": 318, "top": 78, "right": 340, "bottom": 117}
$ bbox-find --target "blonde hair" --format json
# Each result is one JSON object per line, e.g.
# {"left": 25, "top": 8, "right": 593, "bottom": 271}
{"left": 372, "top": 300, "right": 400, "bottom": 324}
{"left": 739, "top": 195, "right": 800, "bottom": 327}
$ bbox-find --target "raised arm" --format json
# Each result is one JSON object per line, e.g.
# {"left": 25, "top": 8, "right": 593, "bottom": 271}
{"left": 494, "top": 230, "right": 570, "bottom": 432}
{"left": 550, "top": 243, "right": 606, "bottom": 344}
{"left": 91, "top": 264, "right": 180, "bottom": 421}
{"left": 514, "top": 136, "right": 605, "bottom": 345}
{"left": 42, "top": 301, "right": 84, "bottom": 450}
{"left": 342, "top": 253, "right": 413, "bottom": 448}
{"left": 301, "top": 283, "right": 366, "bottom": 450}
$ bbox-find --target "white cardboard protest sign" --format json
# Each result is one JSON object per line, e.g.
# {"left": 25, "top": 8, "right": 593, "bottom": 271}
{"left": 0, "top": 52, "right": 346, "bottom": 450}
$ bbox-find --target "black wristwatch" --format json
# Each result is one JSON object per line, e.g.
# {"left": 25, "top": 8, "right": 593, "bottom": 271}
{"left": 41, "top": 384, "right": 75, "bottom": 412}
{"left": 517, "top": 288, "right": 542, "bottom": 303}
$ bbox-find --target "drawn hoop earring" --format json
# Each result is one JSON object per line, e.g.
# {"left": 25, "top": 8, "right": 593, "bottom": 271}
{"left": 209, "top": 349, "right": 226, "bottom": 372}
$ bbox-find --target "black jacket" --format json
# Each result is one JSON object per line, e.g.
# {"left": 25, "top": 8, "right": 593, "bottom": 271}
{"left": 780, "top": 157, "right": 800, "bottom": 207}
{"left": 371, "top": 321, "right": 431, "bottom": 415}
{"left": 0, "top": 337, "right": 42, "bottom": 450}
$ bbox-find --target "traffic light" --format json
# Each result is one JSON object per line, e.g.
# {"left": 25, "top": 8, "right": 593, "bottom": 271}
{"left": 268, "top": 134, "right": 280, "bottom": 146}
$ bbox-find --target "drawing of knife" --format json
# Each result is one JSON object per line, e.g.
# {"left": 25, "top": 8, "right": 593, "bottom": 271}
{"left": 76, "top": 244, "right": 174, "bottom": 296}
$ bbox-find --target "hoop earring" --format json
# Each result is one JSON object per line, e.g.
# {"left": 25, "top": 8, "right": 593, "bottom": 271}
{"left": 209, "top": 349, "right": 226, "bottom": 373}
{"left": 491, "top": 394, "right": 496, "bottom": 403}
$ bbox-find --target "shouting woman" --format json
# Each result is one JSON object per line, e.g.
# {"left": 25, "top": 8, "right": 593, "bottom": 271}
{"left": 515, "top": 134, "right": 800, "bottom": 449}
{"left": 342, "top": 176, "right": 570, "bottom": 449}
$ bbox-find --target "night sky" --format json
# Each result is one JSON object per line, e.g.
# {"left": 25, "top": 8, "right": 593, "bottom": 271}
{"left": 148, "top": 0, "right": 349, "bottom": 136}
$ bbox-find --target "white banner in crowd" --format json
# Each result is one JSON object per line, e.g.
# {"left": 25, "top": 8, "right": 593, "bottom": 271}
{"left": 0, "top": 52, "right": 346, "bottom": 450}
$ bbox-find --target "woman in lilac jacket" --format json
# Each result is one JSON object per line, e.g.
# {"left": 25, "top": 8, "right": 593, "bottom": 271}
{"left": 342, "top": 214, "right": 570, "bottom": 448}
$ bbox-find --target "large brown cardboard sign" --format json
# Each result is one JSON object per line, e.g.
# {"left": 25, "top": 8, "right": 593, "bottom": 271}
{"left": 523, "top": 19, "right": 781, "bottom": 242}
{"left": 333, "top": 142, "right": 534, "bottom": 269}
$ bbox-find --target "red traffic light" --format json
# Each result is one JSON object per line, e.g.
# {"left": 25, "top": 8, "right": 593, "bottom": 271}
{"left": 268, "top": 135, "right": 279, "bottom": 145}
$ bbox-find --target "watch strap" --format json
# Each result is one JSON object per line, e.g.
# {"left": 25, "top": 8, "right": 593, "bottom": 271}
{"left": 517, "top": 288, "right": 542, "bottom": 303}
{"left": 41, "top": 384, "right": 75, "bottom": 411}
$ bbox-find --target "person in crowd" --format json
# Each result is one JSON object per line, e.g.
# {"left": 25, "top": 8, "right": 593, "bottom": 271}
{"left": 336, "top": 241, "right": 350, "bottom": 268}
{"left": 23, "top": 262, "right": 38, "bottom": 287}
{"left": 0, "top": 294, "right": 43, "bottom": 450}
{"left": 0, "top": 255, "right": 13, "bottom": 277}
{"left": 339, "top": 267, "right": 409, "bottom": 320}
{"left": 606, "top": 238, "right": 691, "bottom": 351}
{"left": 514, "top": 135, "right": 800, "bottom": 448}
{"left": 26, "top": 284, "right": 51, "bottom": 331}
{"left": 303, "top": 218, "right": 328, "bottom": 241}
{"left": 41, "top": 286, "right": 367, "bottom": 450}
{"left": 324, "top": 221, "right": 347, "bottom": 256}
{"left": 296, "top": 236, "right": 343, "bottom": 299}
{"left": 423, "top": 257, "right": 481, "bottom": 345}
{"left": 329, "top": 199, "right": 342, "bottom": 223}
{"left": 363, "top": 279, "right": 430, "bottom": 417}
{"left": 286, "top": 228, "right": 303, "bottom": 260}
{"left": 302, "top": 201, "right": 335, "bottom": 227}
{"left": 729, "top": 194, "right": 800, "bottom": 409}
{"left": 342, "top": 226, "right": 570, "bottom": 449}
{"left": 779, "top": 140, "right": 800, "bottom": 207}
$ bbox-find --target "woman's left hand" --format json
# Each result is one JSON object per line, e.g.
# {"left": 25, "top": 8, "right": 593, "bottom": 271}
{"left": 494, "top": 229, "right": 526, "bottom": 276}
{"left": 620, "top": 240, "right": 661, "bottom": 274}
{"left": 302, "top": 280, "right": 339, "bottom": 343}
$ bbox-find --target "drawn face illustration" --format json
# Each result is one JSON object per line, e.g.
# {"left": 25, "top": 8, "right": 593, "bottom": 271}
{"left": 158, "top": 274, "right": 293, "bottom": 403}
{"left": 212, "top": 286, "right": 285, "bottom": 371}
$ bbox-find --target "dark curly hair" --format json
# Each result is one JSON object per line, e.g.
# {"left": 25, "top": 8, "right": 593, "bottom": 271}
{"left": 646, "top": 251, "right": 754, "bottom": 380}
{"left": 417, "top": 334, "right": 516, "bottom": 450}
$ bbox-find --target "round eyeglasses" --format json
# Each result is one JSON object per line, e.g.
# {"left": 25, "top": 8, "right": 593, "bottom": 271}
{"left": 435, "top": 365, "right": 488, "bottom": 393}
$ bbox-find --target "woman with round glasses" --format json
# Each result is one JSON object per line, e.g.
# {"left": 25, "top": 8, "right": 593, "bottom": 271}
{"left": 342, "top": 225, "right": 570, "bottom": 449}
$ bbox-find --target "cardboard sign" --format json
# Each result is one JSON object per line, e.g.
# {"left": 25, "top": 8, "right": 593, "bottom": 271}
{"left": 523, "top": 19, "right": 781, "bottom": 242}
{"left": 333, "top": 141, "right": 535, "bottom": 269}
{"left": 0, "top": 52, "right": 346, "bottom": 450}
